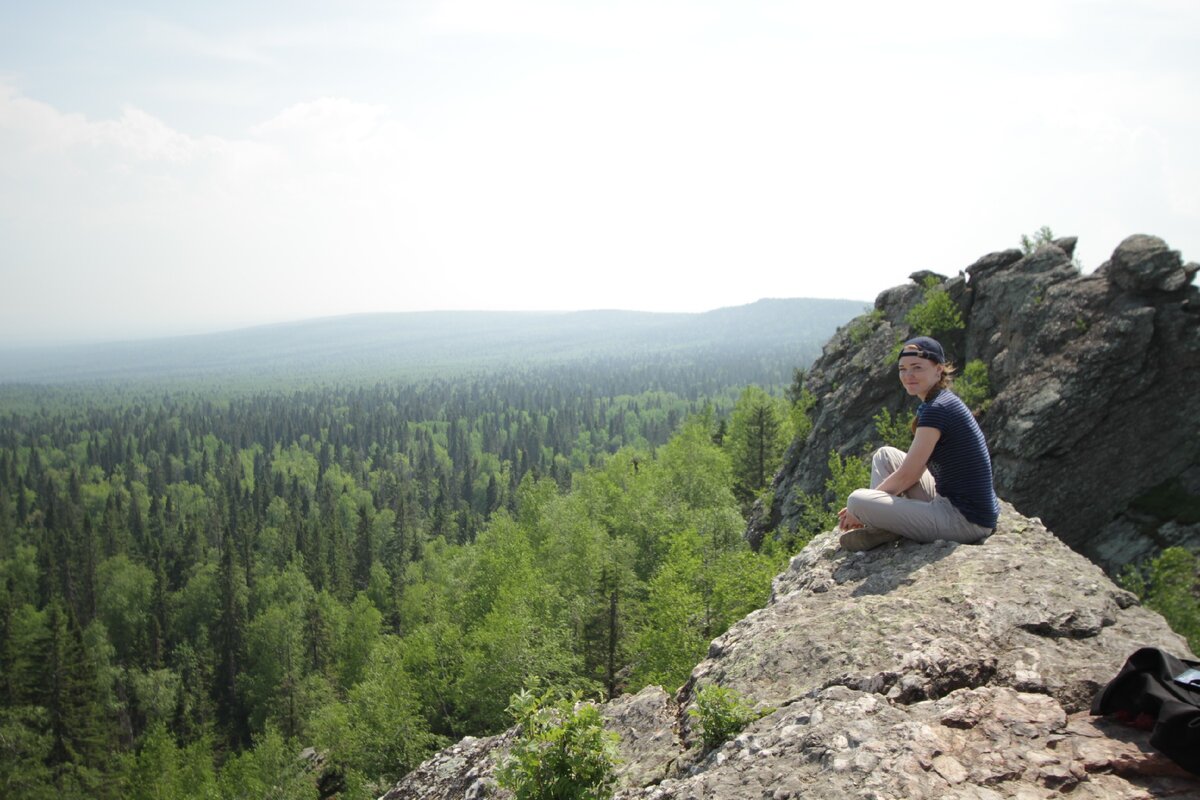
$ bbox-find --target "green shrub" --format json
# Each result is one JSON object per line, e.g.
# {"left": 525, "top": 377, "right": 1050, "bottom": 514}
{"left": 1020, "top": 225, "right": 1056, "bottom": 255}
{"left": 846, "top": 309, "right": 885, "bottom": 345}
{"left": 954, "top": 360, "right": 991, "bottom": 413}
{"left": 826, "top": 450, "right": 870, "bottom": 508}
{"left": 873, "top": 408, "right": 913, "bottom": 450}
{"left": 688, "top": 684, "right": 768, "bottom": 751}
{"left": 790, "top": 386, "right": 816, "bottom": 442}
{"left": 795, "top": 450, "right": 871, "bottom": 536}
{"left": 1020, "top": 225, "right": 1082, "bottom": 268}
{"left": 1119, "top": 548, "right": 1200, "bottom": 653}
{"left": 905, "top": 278, "right": 964, "bottom": 339}
{"left": 785, "top": 367, "right": 809, "bottom": 406}
{"left": 497, "top": 686, "right": 620, "bottom": 800}
{"left": 794, "top": 490, "right": 832, "bottom": 539}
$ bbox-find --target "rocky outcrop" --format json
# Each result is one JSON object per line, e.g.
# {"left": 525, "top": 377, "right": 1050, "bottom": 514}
{"left": 379, "top": 502, "right": 1198, "bottom": 799}
{"left": 754, "top": 234, "right": 1200, "bottom": 574}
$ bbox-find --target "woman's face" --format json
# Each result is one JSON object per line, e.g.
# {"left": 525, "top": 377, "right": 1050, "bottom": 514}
{"left": 897, "top": 355, "right": 942, "bottom": 399}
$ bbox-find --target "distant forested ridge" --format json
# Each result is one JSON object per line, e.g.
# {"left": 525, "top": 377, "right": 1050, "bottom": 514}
{"left": 0, "top": 298, "right": 861, "bottom": 799}
{"left": 0, "top": 298, "right": 866, "bottom": 385}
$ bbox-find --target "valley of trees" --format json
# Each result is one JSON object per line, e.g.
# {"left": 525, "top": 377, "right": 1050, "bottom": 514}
{"left": 0, "top": 359, "right": 805, "bottom": 799}
{"left": 6, "top": 289, "right": 1194, "bottom": 800}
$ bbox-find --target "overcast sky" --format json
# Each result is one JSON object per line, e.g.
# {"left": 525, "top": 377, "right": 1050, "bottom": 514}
{"left": 1, "top": 1, "right": 1197, "bottom": 345}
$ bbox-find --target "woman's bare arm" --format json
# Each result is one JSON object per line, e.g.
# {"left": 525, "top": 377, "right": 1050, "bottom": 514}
{"left": 875, "top": 426, "right": 941, "bottom": 496}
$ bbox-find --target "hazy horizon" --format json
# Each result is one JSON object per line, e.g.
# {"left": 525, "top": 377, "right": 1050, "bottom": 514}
{"left": 2, "top": 1, "right": 1198, "bottom": 345}
{"left": 0, "top": 296, "right": 871, "bottom": 350}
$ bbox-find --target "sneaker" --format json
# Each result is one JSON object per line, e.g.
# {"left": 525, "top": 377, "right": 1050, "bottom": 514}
{"left": 839, "top": 528, "right": 902, "bottom": 551}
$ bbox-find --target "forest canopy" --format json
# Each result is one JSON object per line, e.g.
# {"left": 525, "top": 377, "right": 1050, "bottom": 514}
{"left": 0, "top": 307, "right": 836, "bottom": 800}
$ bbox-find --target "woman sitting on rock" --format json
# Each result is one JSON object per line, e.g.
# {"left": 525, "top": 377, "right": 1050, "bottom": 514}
{"left": 837, "top": 336, "right": 999, "bottom": 551}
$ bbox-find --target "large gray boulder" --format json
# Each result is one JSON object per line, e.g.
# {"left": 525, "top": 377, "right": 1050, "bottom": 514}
{"left": 753, "top": 234, "right": 1200, "bottom": 574}
{"left": 378, "top": 502, "right": 1198, "bottom": 799}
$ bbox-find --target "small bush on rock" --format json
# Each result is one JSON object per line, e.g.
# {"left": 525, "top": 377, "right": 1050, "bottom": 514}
{"left": 787, "top": 371, "right": 817, "bottom": 443}
{"left": 795, "top": 450, "right": 871, "bottom": 536}
{"left": 1019, "top": 224, "right": 1082, "bottom": 267}
{"left": 1020, "top": 225, "right": 1056, "bottom": 255}
{"left": 1120, "top": 548, "right": 1200, "bottom": 653}
{"left": 689, "top": 684, "right": 768, "bottom": 751}
{"left": 497, "top": 686, "right": 620, "bottom": 800}
{"left": 906, "top": 277, "right": 964, "bottom": 339}
{"left": 846, "top": 309, "right": 885, "bottom": 345}
{"left": 954, "top": 360, "right": 991, "bottom": 413}
{"left": 873, "top": 407, "right": 913, "bottom": 449}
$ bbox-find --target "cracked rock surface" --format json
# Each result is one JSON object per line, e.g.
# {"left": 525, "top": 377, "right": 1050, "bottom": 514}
{"left": 380, "top": 502, "right": 1197, "bottom": 799}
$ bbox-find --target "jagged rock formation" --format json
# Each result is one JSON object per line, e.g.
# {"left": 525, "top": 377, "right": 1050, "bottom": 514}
{"left": 752, "top": 234, "right": 1200, "bottom": 574}
{"left": 379, "top": 502, "right": 1198, "bottom": 799}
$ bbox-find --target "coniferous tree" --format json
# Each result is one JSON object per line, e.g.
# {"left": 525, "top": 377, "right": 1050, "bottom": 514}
{"left": 150, "top": 544, "right": 169, "bottom": 668}
{"left": 725, "top": 386, "right": 794, "bottom": 505}
{"left": 100, "top": 493, "right": 122, "bottom": 558}
{"left": 16, "top": 481, "right": 29, "bottom": 526}
{"left": 214, "top": 528, "right": 248, "bottom": 748}
{"left": 128, "top": 495, "right": 146, "bottom": 558}
{"left": 77, "top": 515, "right": 99, "bottom": 625}
{"left": 353, "top": 505, "right": 372, "bottom": 593}
{"left": 37, "top": 598, "right": 111, "bottom": 794}
{"left": 485, "top": 474, "right": 500, "bottom": 515}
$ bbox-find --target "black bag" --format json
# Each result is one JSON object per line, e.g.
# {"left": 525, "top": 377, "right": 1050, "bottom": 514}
{"left": 1092, "top": 647, "right": 1200, "bottom": 775}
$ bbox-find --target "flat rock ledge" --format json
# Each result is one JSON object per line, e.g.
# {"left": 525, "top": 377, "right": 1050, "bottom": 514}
{"left": 380, "top": 502, "right": 1199, "bottom": 800}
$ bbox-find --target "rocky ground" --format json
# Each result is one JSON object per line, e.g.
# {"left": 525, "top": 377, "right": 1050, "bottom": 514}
{"left": 380, "top": 501, "right": 1199, "bottom": 799}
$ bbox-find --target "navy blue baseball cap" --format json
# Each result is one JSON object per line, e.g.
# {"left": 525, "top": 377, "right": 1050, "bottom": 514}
{"left": 898, "top": 336, "right": 946, "bottom": 364}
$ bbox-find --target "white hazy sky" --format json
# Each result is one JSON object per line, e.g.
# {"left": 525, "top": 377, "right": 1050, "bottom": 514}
{"left": 1, "top": 1, "right": 1198, "bottom": 345}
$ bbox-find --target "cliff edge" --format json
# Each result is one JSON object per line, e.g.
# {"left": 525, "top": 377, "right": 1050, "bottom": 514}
{"left": 380, "top": 501, "right": 1197, "bottom": 799}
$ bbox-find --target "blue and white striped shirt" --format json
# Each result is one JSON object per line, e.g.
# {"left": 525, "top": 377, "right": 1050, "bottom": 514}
{"left": 917, "top": 389, "right": 1000, "bottom": 529}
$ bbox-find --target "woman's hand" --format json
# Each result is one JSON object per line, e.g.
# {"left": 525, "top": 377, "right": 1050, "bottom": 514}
{"left": 838, "top": 507, "right": 863, "bottom": 531}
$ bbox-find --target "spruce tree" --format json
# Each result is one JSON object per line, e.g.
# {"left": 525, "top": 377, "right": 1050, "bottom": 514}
{"left": 214, "top": 528, "right": 248, "bottom": 749}
{"left": 353, "top": 505, "right": 373, "bottom": 593}
{"left": 38, "top": 598, "right": 110, "bottom": 794}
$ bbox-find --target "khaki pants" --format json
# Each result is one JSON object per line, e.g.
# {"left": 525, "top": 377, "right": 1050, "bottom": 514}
{"left": 845, "top": 446, "right": 992, "bottom": 544}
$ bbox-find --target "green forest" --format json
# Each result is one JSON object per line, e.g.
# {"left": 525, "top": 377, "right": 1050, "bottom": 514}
{"left": 0, "top": 355, "right": 806, "bottom": 800}
{"left": 6, "top": 298, "right": 1195, "bottom": 800}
